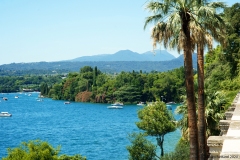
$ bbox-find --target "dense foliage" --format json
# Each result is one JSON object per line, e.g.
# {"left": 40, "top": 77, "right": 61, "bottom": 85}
{"left": 127, "top": 133, "right": 157, "bottom": 160}
{"left": 47, "top": 66, "right": 185, "bottom": 104}
{"left": 0, "top": 75, "right": 63, "bottom": 93}
{"left": 2, "top": 140, "right": 86, "bottom": 160}
{"left": 204, "top": 3, "right": 240, "bottom": 94}
{"left": 160, "top": 139, "right": 189, "bottom": 160}
{"left": 127, "top": 3, "right": 240, "bottom": 160}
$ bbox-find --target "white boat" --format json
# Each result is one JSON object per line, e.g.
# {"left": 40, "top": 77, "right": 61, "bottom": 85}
{"left": 137, "top": 102, "right": 145, "bottom": 106}
{"left": 111, "top": 102, "right": 124, "bottom": 106}
{"left": 166, "top": 102, "right": 176, "bottom": 105}
{"left": 0, "top": 112, "right": 12, "bottom": 117}
{"left": 107, "top": 105, "right": 123, "bottom": 109}
{"left": 64, "top": 101, "right": 70, "bottom": 104}
{"left": 15, "top": 96, "right": 19, "bottom": 98}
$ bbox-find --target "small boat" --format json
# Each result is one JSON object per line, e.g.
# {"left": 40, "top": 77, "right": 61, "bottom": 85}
{"left": 0, "top": 112, "right": 12, "bottom": 117}
{"left": 3, "top": 97, "right": 8, "bottom": 101}
{"left": 64, "top": 101, "right": 70, "bottom": 104}
{"left": 166, "top": 102, "right": 176, "bottom": 105}
{"left": 37, "top": 99, "right": 43, "bottom": 102}
{"left": 15, "top": 96, "right": 19, "bottom": 98}
{"left": 107, "top": 105, "right": 123, "bottom": 109}
{"left": 137, "top": 102, "right": 145, "bottom": 106}
{"left": 38, "top": 95, "right": 44, "bottom": 98}
{"left": 111, "top": 102, "right": 124, "bottom": 106}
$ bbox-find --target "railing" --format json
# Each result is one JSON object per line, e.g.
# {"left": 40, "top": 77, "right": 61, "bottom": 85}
{"left": 207, "top": 93, "right": 240, "bottom": 160}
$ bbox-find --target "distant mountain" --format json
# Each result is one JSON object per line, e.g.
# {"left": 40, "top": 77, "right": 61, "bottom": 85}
{"left": 0, "top": 52, "right": 197, "bottom": 76}
{"left": 141, "top": 50, "right": 176, "bottom": 61}
{"left": 70, "top": 49, "right": 176, "bottom": 62}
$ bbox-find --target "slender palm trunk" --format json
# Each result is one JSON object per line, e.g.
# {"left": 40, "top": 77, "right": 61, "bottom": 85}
{"left": 197, "top": 43, "right": 207, "bottom": 160}
{"left": 182, "top": 13, "right": 199, "bottom": 160}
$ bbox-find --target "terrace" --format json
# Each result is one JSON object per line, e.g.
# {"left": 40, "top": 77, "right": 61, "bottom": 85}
{"left": 208, "top": 92, "right": 240, "bottom": 160}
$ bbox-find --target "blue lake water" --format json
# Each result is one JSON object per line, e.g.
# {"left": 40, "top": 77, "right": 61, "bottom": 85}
{"left": 0, "top": 92, "right": 181, "bottom": 160}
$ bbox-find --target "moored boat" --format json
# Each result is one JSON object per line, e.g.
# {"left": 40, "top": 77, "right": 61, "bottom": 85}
{"left": 166, "top": 102, "right": 176, "bottom": 105}
{"left": 111, "top": 102, "right": 124, "bottom": 106}
{"left": 107, "top": 105, "right": 123, "bottom": 109}
{"left": 64, "top": 101, "right": 70, "bottom": 104}
{"left": 137, "top": 102, "right": 145, "bottom": 106}
{"left": 37, "top": 99, "right": 43, "bottom": 102}
{"left": 0, "top": 112, "right": 12, "bottom": 117}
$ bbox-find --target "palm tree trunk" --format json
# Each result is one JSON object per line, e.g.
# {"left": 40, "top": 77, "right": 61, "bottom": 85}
{"left": 197, "top": 43, "right": 207, "bottom": 160}
{"left": 182, "top": 13, "right": 199, "bottom": 160}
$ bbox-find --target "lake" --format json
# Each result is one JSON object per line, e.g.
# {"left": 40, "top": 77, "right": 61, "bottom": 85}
{"left": 0, "top": 92, "right": 181, "bottom": 160}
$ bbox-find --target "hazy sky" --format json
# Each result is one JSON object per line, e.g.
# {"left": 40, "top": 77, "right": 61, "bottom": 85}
{"left": 0, "top": 0, "right": 238, "bottom": 65}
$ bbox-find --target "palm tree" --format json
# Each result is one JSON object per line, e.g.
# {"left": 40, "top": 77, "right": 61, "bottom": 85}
{"left": 144, "top": 1, "right": 225, "bottom": 159}
{"left": 144, "top": 2, "right": 198, "bottom": 158}
{"left": 192, "top": 3, "right": 226, "bottom": 159}
{"left": 175, "top": 91, "right": 227, "bottom": 154}
{"left": 205, "top": 91, "right": 227, "bottom": 136}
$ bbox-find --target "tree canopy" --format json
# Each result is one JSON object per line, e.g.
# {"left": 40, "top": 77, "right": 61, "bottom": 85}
{"left": 136, "top": 101, "right": 176, "bottom": 157}
{"left": 2, "top": 140, "right": 86, "bottom": 160}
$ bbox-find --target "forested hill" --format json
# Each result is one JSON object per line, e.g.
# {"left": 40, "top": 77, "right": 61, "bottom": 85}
{"left": 0, "top": 54, "right": 197, "bottom": 76}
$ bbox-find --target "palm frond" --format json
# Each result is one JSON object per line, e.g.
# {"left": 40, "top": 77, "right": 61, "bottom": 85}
{"left": 144, "top": 14, "right": 163, "bottom": 29}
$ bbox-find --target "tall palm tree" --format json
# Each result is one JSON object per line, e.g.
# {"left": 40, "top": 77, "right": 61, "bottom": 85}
{"left": 192, "top": 3, "right": 226, "bottom": 159}
{"left": 175, "top": 90, "right": 227, "bottom": 151}
{"left": 144, "top": 1, "right": 198, "bottom": 158}
{"left": 144, "top": 1, "right": 225, "bottom": 159}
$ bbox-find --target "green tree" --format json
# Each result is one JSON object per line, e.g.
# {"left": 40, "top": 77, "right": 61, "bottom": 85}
{"left": 79, "top": 66, "right": 94, "bottom": 91}
{"left": 113, "top": 85, "right": 141, "bottom": 104}
{"left": 127, "top": 133, "right": 157, "bottom": 160}
{"left": 144, "top": 1, "right": 199, "bottom": 157}
{"left": 136, "top": 101, "right": 176, "bottom": 157}
{"left": 193, "top": 3, "right": 226, "bottom": 158}
{"left": 92, "top": 66, "right": 98, "bottom": 87}
{"left": 40, "top": 82, "right": 49, "bottom": 96}
{"left": 144, "top": 1, "right": 225, "bottom": 158}
{"left": 223, "top": 3, "right": 240, "bottom": 77}
{"left": 49, "top": 83, "right": 63, "bottom": 100}
{"left": 160, "top": 139, "right": 189, "bottom": 160}
{"left": 2, "top": 140, "right": 86, "bottom": 160}
{"left": 205, "top": 46, "right": 232, "bottom": 91}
